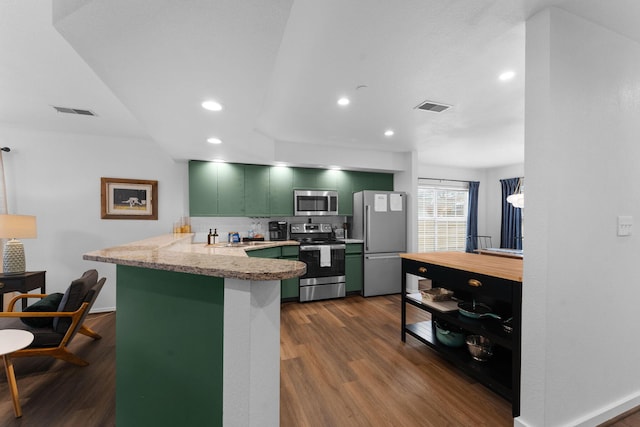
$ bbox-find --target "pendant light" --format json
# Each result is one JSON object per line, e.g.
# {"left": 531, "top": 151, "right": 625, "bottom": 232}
{"left": 507, "top": 178, "right": 524, "bottom": 208}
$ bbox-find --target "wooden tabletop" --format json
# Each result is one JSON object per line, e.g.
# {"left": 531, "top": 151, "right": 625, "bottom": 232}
{"left": 400, "top": 251, "right": 523, "bottom": 282}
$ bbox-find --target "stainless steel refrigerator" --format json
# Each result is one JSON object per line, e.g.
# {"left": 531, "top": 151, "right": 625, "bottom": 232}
{"left": 352, "top": 190, "right": 407, "bottom": 296}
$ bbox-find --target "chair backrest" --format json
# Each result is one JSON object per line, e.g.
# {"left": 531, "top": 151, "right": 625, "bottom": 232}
{"left": 52, "top": 269, "right": 99, "bottom": 333}
{"left": 74, "top": 277, "right": 106, "bottom": 332}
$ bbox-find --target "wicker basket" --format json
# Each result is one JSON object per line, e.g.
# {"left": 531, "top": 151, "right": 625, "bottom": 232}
{"left": 420, "top": 287, "right": 453, "bottom": 302}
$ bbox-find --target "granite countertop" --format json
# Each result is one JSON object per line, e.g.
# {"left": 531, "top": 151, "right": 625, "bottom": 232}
{"left": 83, "top": 234, "right": 306, "bottom": 281}
{"left": 342, "top": 238, "right": 364, "bottom": 244}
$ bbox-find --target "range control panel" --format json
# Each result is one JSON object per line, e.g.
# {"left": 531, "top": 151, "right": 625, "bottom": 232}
{"left": 290, "top": 223, "right": 332, "bottom": 234}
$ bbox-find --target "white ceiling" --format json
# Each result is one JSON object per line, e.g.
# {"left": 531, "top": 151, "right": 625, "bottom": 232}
{"left": 2, "top": 0, "right": 640, "bottom": 170}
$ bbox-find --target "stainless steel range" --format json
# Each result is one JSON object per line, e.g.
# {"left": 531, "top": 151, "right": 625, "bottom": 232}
{"left": 290, "top": 222, "right": 345, "bottom": 302}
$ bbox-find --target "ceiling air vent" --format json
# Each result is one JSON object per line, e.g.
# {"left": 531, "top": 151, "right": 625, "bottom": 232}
{"left": 414, "top": 100, "right": 451, "bottom": 113}
{"left": 52, "top": 106, "right": 97, "bottom": 116}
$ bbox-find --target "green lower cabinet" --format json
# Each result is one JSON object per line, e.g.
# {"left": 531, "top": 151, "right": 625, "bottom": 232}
{"left": 345, "top": 244, "right": 364, "bottom": 293}
{"left": 247, "top": 246, "right": 300, "bottom": 300}
{"left": 245, "top": 246, "right": 281, "bottom": 258}
{"left": 281, "top": 245, "right": 300, "bottom": 300}
{"left": 281, "top": 274, "right": 299, "bottom": 300}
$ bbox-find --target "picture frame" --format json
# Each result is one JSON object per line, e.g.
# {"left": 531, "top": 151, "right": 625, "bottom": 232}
{"left": 101, "top": 177, "right": 158, "bottom": 220}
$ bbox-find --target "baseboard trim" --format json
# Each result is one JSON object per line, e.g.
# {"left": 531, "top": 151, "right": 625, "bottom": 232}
{"left": 514, "top": 392, "right": 640, "bottom": 427}
{"left": 90, "top": 306, "right": 115, "bottom": 314}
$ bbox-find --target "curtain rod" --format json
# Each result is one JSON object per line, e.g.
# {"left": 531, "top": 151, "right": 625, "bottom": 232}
{"left": 419, "top": 177, "right": 472, "bottom": 183}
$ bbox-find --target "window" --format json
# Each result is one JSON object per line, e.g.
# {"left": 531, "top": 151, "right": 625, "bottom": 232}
{"left": 418, "top": 179, "right": 469, "bottom": 252}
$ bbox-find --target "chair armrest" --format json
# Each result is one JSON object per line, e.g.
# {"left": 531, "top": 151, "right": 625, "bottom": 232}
{"left": 6, "top": 294, "right": 49, "bottom": 312}
{"left": 0, "top": 304, "right": 85, "bottom": 319}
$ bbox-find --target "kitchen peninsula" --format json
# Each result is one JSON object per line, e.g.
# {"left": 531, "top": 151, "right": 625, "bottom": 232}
{"left": 83, "top": 234, "right": 305, "bottom": 427}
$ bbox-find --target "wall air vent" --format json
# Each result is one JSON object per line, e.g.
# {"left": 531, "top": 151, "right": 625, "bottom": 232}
{"left": 414, "top": 100, "right": 451, "bottom": 113}
{"left": 52, "top": 106, "right": 97, "bottom": 116}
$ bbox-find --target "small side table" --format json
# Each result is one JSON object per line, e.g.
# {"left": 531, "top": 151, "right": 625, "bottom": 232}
{"left": 0, "top": 271, "right": 46, "bottom": 311}
{"left": 0, "top": 329, "right": 34, "bottom": 417}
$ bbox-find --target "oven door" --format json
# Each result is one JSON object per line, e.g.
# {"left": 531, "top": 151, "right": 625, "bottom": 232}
{"left": 299, "top": 244, "right": 345, "bottom": 280}
{"left": 299, "top": 244, "right": 345, "bottom": 302}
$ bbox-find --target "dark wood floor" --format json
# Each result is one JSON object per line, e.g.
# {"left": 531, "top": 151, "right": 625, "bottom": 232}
{"left": 0, "top": 296, "right": 637, "bottom": 426}
{"left": 0, "top": 311, "right": 116, "bottom": 426}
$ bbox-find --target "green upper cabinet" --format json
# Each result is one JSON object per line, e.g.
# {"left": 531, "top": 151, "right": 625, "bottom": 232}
{"left": 189, "top": 162, "right": 394, "bottom": 217}
{"left": 189, "top": 160, "right": 219, "bottom": 216}
{"left": 350, "top": 171, "right": 394, "bottom": 194}
{"left": 245, "top": 164, "right": 270, "bottom": 216}
{"left": 269, "top": 166, "right": 293, "bottom": 216}
{"left": 337, "top": 170, "right": 394, "bottom": 216}
{"left": 336, "top": 170, "right": 353, "bottom": 216}
{"left": 293, "top": 168, "right": 338, "bottom": 190}
{"left": 217, "top": 163, "right": 245, "bottom": 216}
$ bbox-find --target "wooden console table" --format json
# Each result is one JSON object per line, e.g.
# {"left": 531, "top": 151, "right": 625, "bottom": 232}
{"left": 0, "top": 271, "right": 46, "bottom": 311}
{"left": 400, "top": 252, "right": 522, "bottom": 417}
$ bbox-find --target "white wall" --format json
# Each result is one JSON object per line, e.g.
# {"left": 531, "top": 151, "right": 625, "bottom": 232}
{"left": 519, "top": 8, "right": 640, "bottom": 426}
{"left": 0, "top": 127, "right": 186, "bottom": 311}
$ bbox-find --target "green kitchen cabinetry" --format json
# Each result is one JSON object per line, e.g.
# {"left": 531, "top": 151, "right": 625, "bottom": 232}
{"left": 350, "top": 171, "right": 394, "bottom": 194}
{"left": 269, "top": 166, "right": 294, "bottom": 216}
{"left": 247, "top": 245, "right": 300, "bottom": 300}
{"left": 293, "top": 167, "right": 338, "bottom": 190}
{"left": 345, "top": 243, "right": 364, "bottom": 293}
{"left": 336, "top": 170, "right": 354, "bottom": 216}
{"left": 189, "top": 160, "right": 219, "bottom": 216}
{"left": 245, "top": 164, "right": 270, "bottom": 216}
{"left": 279, "top": 245, "right": 300, "bottom": 300}
{"left": 217, "top": 163, "right": 245, "bottom": 216}
{"left": 189, "top": 161, "right": 394, "bottom": 217}
{"left": 337, "top": 170, "right": 393, "bottom": 215}
{"left": 189, "top": 161, "right": 245, "bottom": 216}
{"left": 117, "top": 265, "right": 223, "bottom": 425}
{"left": 246, "top": 246, "right": 281, "bottom": 258}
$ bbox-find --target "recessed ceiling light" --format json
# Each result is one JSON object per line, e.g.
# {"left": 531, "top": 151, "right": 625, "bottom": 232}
{"left": 329, "top": 166, "right": 341, "bottom": 170}
{"left": 212, "top": 158, "right": 226, "bottom": 163}
{"left": 499, "top": 71, "right": 516, "bottom": 81}
{"left": 337, "top": 97, "right": 350, "bottom": 106}
{"left": 384, "top": 129, "right": 394, "bottom": 137}
{"left": 202, "top": 100, "right": 223, "bottom": 111}
{"left": 207, "top": 137, "right": 222, "bottom": 144}
{"left": 274, "top": 162, "right": 288, "bottom": 167}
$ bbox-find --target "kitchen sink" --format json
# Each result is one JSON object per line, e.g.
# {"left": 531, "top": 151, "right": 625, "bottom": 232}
{"left": 217, "top": 241, "right": 271, "bottom": 248}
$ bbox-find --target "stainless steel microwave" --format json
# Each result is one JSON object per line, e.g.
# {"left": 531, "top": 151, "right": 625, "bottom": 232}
{"left": 294, "top": 190, "right": 338, "bottom": 216}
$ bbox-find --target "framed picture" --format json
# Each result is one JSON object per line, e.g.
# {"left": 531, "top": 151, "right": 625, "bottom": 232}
{"left": 101, "top": 177, "right": 158, "bottom": 220}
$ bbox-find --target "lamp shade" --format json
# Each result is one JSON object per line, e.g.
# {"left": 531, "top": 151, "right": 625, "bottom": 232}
{"left": 0, "top": 214, "right": 37, "bottom": 239}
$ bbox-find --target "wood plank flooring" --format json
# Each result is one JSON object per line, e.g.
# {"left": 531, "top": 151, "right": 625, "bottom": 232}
{"left": 0, "top": 296, "right": 637, "bottom": 426}
{"left": 280, "top": 295, "right": 511, "bottom": 427}
{"left": 0, "top": 311, "right": 116, "bottom": 426}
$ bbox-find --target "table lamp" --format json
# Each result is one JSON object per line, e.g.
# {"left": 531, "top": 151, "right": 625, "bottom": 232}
{"left": 0, "top": 214, "right": 37, "bottom": 275}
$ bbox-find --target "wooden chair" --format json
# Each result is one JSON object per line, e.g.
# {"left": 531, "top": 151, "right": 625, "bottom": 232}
{"left": 0, "top": 269, "right": 106, "bottom": 366}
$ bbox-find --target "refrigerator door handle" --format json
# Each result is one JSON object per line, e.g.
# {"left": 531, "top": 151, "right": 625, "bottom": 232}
{"left": 365, "top": 254, "right": 400, "bottom": 260}
{"left": 365, "top": 204, "right": 371, "bottom": 251}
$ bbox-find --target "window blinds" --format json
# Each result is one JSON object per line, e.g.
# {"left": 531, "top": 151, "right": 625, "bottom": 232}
{"left": 417, "top": 179, "right": 469, "bottom": 252}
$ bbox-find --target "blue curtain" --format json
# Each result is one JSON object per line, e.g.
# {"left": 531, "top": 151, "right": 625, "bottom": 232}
{"left": 465, "top": 181, "right": 480, "bottom": 252}
{"left": 500, "top": 178, "right": 522, "bottom": 249}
